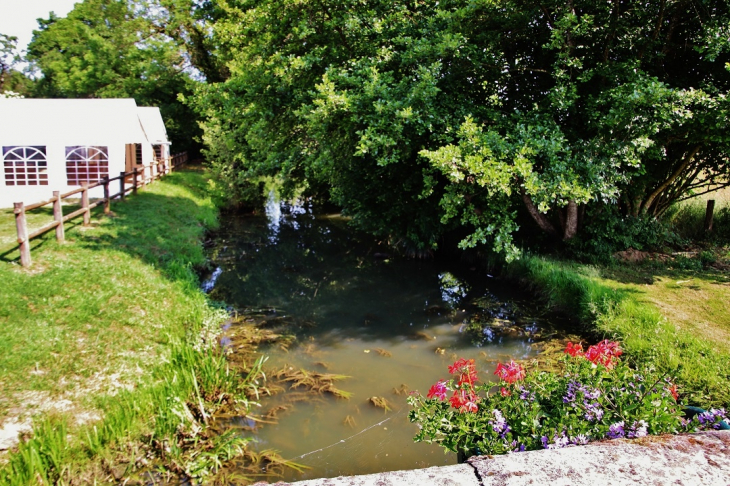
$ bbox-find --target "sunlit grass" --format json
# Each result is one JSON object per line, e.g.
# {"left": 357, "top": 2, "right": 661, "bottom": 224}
{"left": 0, "top": 169, "right": 272, "bottom": 482}
{"left": 505, "top": 256, "right": 730, "bottom": 408}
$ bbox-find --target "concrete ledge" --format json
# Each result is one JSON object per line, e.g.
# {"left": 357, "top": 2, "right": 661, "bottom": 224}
{"left": 271, "top": 431, "right": 730, "bottom": 486}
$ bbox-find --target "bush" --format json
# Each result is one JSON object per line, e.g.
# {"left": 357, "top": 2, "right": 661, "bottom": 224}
{"left": 408, "top": 342, "right": 728, "bottom": 457}
{"left": 663, "top": 200, "right": 730, "bottom": 243}
{"left": 567, "top": 206, "right": 681, "bottom": 262}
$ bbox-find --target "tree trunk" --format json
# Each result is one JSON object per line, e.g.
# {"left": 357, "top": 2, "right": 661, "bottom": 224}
{"left": 562, "top": 200, "right": 579, "bottom": 240}
{"left": 521, "top": 188, "right": 558, "bottom": 237}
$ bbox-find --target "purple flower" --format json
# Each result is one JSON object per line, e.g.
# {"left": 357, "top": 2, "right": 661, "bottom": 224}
{"left": 489, "top": 410, "right": 511, "bottom": 439}
{"left": 508, "top": 440, "right": 526, "bottom": 452}
{"left": 543, "top": 432, "right": 570, "bottom": 449}
{"left": 563, "top": 380, "right": 580, "bottom": 404}
{"left": 696, "top": 408, "right": 728, "bottom": 430}
{"left": 607, "top": 421, "right": 625, "bottom": 439}
{"left": 571, "top": 434, "right": 589, "bottom": 445}
{"left": 627, "top": 420, "right": 648, "bottom": 438}
{"left": 518, "top": 386, "right": 535, "bottom": 402}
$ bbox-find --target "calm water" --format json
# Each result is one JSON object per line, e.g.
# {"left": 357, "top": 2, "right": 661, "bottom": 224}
{"left": 203, "top": 196, "right": 571, "bottom": 482}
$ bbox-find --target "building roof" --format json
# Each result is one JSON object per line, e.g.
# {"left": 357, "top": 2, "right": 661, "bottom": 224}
{"left": 0, "top": 98, "right": 167, "bottom": 146}
{"left": 137, "top": 106, "right": 170, "bottom": 145}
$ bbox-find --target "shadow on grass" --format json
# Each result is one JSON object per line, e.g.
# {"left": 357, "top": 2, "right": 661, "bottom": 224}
{"left": 1, "top": 170, "right": 217, "bottom": 289}
{"left": 601, "top": 259, "right": 730, "bottom": 287}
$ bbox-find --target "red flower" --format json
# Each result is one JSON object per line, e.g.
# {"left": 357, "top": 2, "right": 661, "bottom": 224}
{"left": 500, "top": 387, "right": 511, "bottom": 397}
{"left": 494, "top": 360, "right": 526, "bottom": 384}
{"left": 449, "top": 358, "right": 478, "bottom": 385}
{"left": 583, "top": 340, "right": 623, "bottom": 369}
{"left": 564, "top": 341, "right": 584, "bottom": 357}
{"left": 449, "top": 389, "right": 479, "bottom": 413}
{"left": 427, "top": 379, "right": 448, "bottom": 401}
{"left": 668, "top": 383, "right": 679, "bottom": 401}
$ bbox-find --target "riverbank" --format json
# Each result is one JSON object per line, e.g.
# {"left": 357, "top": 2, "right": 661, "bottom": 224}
{"left": 284, "top": 430, "right": 730, "bottom": 486}
{"left": 502, "top": 254, "right": 730, "bottom": 408}
{"left": 0, "top": 168, "right": 265, "bottom": 483}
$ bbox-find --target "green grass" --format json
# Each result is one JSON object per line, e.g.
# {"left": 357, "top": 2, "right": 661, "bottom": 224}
{"left": 0, "top": 169, "right": 263, "bottom": 483}
{"left": 504, "top": 255, "right": 730, "bottom": 409}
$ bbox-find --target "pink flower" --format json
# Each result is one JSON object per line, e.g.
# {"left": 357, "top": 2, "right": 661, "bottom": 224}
{"left": 494, "top": 360, "right": 526, "bottom": 384}
{"left": 500, "top": 387, "right": 511, "bottom": 397}
{"left": 427, "top": 379, "right": 448, "bottom": 401}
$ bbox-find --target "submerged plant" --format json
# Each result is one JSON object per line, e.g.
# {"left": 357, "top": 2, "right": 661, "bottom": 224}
{"left": 368, "top": 396, "right": 393, "bottom": 412}
{"left": 408, "top": 341, "right": 728, "bottom": 457}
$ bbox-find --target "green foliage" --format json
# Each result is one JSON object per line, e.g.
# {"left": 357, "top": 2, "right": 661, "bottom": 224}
{"left": 0, "top": 33, "right": 33, "bottom": 96}
{"left": 0, "top": 417, "right": 71, "bottom": 485}
{"left": 664, "top": 200, "right": 730, "bottom": 243}
{"left": 502, "top": 255, "right": 730, "bottom": 408}
{"left": 193, "top": 0, "right": 730, "bottom": 257}
{"left": 408, "top": 354, "right": 688, "bottom": 456}
{"left": 567, "top": 206, "right": 682, "bottom": 262}
{"left": 26, "top": 0, "right": 203, "bottom": 151}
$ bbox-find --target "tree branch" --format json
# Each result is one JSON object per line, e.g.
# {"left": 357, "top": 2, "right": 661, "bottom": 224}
{"left": 640, "top": 144, "right": 702, "bottom": 216}
{"left": 521, "top": 187, "right": 558, "bottom": 237}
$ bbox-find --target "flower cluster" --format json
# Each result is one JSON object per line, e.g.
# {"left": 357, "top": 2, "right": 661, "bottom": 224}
{"left": 428, "top": 358, "right": 481, "bottom": 413}
{"left": 688, "top": 408, "right": 728, "bottom": 430}
{"left": 449, "top": 358, "right": 478, "bottom": 384}
{"left": 489, "top": 410, "right": 511, "bottom": 439}
{"left": 409, "top": 339, "right": 724, "bottom": 460}
{"left": 450, "top": 388, "right": 479, "bottom": 413}
{"left": 427, "top": 379, "right": 448, "bottom": 401}
{"left": 563, "top": 380, "right": 603, "bottom": 422}
{"left": 494, "top": 360, "right": 526, "bottom": 383}
{"left": 564, "top": 340, "right": 623, "bottom": 369}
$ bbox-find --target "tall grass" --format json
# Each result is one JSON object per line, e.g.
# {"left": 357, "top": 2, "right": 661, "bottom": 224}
{"left": 503, "top": 255, "right": 730, "bottom": 408}
{"left": 0, "top": 170, "right": 266, "bottom": 483}
{"left": 663, "top": 195, "right": 730, "bottom": 242}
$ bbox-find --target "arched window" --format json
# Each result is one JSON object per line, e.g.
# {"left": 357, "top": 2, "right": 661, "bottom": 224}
{"left": 65, "top": 146, "right": 109, "bottom": 185}
{"left": 2, "top": 146, "right": 48, "bottom": 186}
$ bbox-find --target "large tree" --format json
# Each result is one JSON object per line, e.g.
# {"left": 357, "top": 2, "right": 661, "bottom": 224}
{"left": 0, "top": 33, "right": 33, "bottom": 95}
{"left": 194, "top": 0, "right": 730, "bottom": 258}
{"left": 26, "top": 0, "right": 204, "bottom": 151}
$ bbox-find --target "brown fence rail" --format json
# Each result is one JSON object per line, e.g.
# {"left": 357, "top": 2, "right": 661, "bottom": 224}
{"left": 11, "top": 152, "right": 188, "bottom": 267}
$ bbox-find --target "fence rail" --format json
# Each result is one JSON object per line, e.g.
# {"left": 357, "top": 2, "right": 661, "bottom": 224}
{"left": 11, "top": 152, "right": 188, "bottom": 267}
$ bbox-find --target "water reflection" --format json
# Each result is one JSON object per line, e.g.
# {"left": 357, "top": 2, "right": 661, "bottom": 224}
{"left": 264, "top": 190, "right": 282, "bottom": 244}
{"left": 438, "top": 272, "right": 470, "bottom": 306}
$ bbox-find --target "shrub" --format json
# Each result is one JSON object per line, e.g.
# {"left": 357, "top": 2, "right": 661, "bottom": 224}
{"left": 408, "top": 342, "right": 728, "bottom": 457}
{"left": 567, "top": 206, "right": 681, "bottom": 262}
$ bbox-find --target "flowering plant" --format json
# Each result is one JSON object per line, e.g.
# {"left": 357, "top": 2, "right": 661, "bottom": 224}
{"left": 408, "top": 340, "right": 728, "bottom": 457}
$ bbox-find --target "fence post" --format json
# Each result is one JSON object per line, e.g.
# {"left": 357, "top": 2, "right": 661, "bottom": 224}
{"left": 133, "top": 167, "right": 139, "bottom": 195}
{"left": 14, "top": 202, "right": 31, "bottom": 267}
{"left": 52, "top": 191, "right": 65, "bottom": 243}
{"left": 704, "top": 200, "right": 716, "bottom": 233}
{"left": 120, "top": 171, "right": 126, "bottom": 201}
{"left": 82, "top": 183, "right": 90, "bottom": 226}
{"left": 103, "top": 177, "right": 110, "bottom": 214}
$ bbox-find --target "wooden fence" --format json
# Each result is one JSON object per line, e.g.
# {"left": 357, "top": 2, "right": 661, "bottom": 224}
{"left": 12, "top": 152, "right": 188, "bottom": 267}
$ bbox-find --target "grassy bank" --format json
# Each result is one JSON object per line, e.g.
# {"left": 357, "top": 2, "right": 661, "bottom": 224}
{"left": 0, "top": 169, "right": 264, "bottom": 484}
{"left": 503, "top": 255, "right": 730, "bottom": 409}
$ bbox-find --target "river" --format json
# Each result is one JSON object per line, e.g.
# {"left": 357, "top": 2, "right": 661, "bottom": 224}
{"left": 202, "top": 196, "right": 573, "bottom": 482}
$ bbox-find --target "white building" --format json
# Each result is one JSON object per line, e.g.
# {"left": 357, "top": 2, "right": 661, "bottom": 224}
{"left": 0, "top": 98, "right": 171, "bottom": 208}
